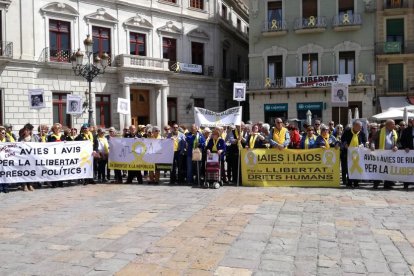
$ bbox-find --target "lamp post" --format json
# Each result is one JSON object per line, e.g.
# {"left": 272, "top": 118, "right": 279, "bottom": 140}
{"left": 71, "top": 35, "right": 109, "bottom": 127}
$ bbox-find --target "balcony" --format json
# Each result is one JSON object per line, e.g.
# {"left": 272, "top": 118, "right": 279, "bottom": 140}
{"left": 384, "top": 79, "right": 409, "bottom": 93}
{"left": 332, "top": 13, "right": 362, "bottom": 31}
{"left": 116, "top": 54, "right": 169, "bottom": 71}
{"left": 245, "top": 78, "right": 285, "bottom": 90}
{"left": 375, "top": 41, "right": 414, "bottom": 55}
{"left": 383, "top": 0, "right": 409, "bottom": 14}
{"left": 0, "top": 41, "right": 13, "bottom": 58}
{"left": 351, "top": 73, "right": 375, "bottom": 86}
{"left": 294, "top": 16, "right": 327, "bottom": 34}
{"left": 169, "top": 61, "right": 214, "bottom": 77}
{"left": 49, "top": 48, "right": 71, "bottom": 63}
{"left": 262, "top": 20, "right": 288, "bottom": 37}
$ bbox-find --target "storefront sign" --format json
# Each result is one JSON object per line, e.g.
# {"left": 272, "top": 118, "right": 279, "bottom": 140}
{"left": 286, "top": 74, "right": 351, "bottom": 88}
{"left": 264, "top": 104, "right": 288, "bottom": 112}
{"left": 348, "top": 148, "right": 414, "bottom": 182}
{"left": 241, "top": 148, "right": 340, "bottom": 187}
{"left": 297, "top": 102, "right": 323, "bottom": 111}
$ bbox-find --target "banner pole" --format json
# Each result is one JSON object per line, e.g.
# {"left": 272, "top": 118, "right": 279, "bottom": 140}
{"left": 338, "top": 107, "right": 341, "bottom": 126}
{"left": 237, "top": 101, "right": 241, "bottom": 187}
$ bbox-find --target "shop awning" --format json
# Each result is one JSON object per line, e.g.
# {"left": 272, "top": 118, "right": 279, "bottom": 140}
{"left": 379, "top": 96, "right": 412, "bottom": 111}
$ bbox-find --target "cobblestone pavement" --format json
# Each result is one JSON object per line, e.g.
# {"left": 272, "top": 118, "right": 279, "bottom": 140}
{"left": 1, "top": 183, "right": 414, "bottom": 276}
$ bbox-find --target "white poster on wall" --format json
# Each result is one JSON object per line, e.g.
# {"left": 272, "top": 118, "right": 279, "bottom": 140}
{"left": 28, "top": 89, "right": 46, "bottom": 109}
{"left": 117, "top": 98, "right": 131, "bottom": 115}
{"left": 66, "top": 95, "right": 83, "bottom": 115}
{"left": 233, "top": 83, "right": 246, "bottom": 102}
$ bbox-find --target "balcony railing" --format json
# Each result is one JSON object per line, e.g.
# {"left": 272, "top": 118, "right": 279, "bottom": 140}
{"left": 375, "top": 41, "right": 414, "bottom": 55}
{"left": 50, "top": 48, "right": 71, "bottom": 63}
{"left": 0, "top": 41, "right": 13, "bottom": 58}
{"left": 294, "top": 16, "right": 327, "bottom": 30}
{"left": 245, "top": 78, "right": 284, "bottom": 90}
{"left": 352, "top": 73, "right": 375, "bottom": 86}
{"left": 385, "top": 79, "right": 409, "bottom": 93}
{"left": 262, "top": 20, "right": 288, "bottom": 33}
{"left": 384, "top": 0, "right": 408, "bottom": 9}
{"left": 332, "top": 13, "right": 362, "bottom": 27}
{"left": 116, "top": 54, "right": 169, "bottom": 71}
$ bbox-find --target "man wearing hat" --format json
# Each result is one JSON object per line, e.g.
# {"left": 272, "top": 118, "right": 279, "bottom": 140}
{"left": 4, "top": 123, "right": 16, "bottom": 142}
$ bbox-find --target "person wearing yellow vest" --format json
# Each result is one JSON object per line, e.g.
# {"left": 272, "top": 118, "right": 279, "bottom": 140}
{"left": 300, "top": 126, "right": 318, "bottom": 149}
{"left": 340, "top": 120, "right": 367, "bottom": 188}
{"left": 206, "top": 128, "right": 227, "bottom": 183}
{"left": 37, "top": 124, "right": 49, "bottom": 143}
{"left": 96, "top": 128, "right": 110, "bottom": 183}
{"left": 148, "top": 126, "right": 162, "bottom": 184}
{"left": 315, "top": 124, "right": 340, "bottom": 149}
{"left": 0, "top": 126, "right": 12, "bottom": 142}
{"left": 371, "top": 119, "right": 398, "bottom": 189}
{"left": 268, "top": 118, "right": 290, "bottom": 149}
{"left": 4, "top": 123, "right": 16, "bottom": 142}
{"left": 47, "top": 123, "right": 65, "bottom": 187}
{"left": 168, "top": 124, "right": 186, "bottom": 184}
{"left": 245, "top": 124, "right": 265, "bottom": 149}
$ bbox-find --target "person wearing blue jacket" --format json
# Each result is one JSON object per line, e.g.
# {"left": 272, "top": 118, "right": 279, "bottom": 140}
{"left": 206, "top": 128, "right": 227, "bottom": 183}
{"left": 300, "top": 126, "right": 318, "bottom": 149}
{"left": 315, "top": 124, "right": 340, "bottom": 149}
{"left": 185, "top": 124, "right": 205, "bottom": 185}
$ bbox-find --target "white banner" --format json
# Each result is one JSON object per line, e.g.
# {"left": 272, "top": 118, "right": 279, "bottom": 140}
{"left": 286, "top": 74, "right": 352, "bottom": 88}
{"left": 178, "top": 62, "right": 202, "bottom": 73}
{"left": 117, "top": 97, "right": 131, "bottom": 115}
{"left": 331, "top": 83, "right": 349, "bottom": 107}
{"left": 0, "top": 141, "right": 93, "bottom": 184}
{"left": 108, "top": 138, "right": 174, "bottom": 171}
{"left": 194, "top": 106, "right": 242, "bottom": 127}
{"left": 348, "top": 148, "right": 414, "bottom": 182}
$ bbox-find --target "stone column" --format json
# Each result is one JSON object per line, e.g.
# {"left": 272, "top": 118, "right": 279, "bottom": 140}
{"left": 161, "top": 85, "right": 169, "bottom": 128}
{"left": 122, "top": 83, "right": 131, "bottom": 128}
{"left": 150, "top": 88, "right": 161, "bottom": 127}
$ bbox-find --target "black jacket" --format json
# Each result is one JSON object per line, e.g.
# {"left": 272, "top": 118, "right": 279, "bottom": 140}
{"left": 400, "top": 126, "right": 414, "bottom": 149}
{"left": 341, "top": 127, "right": 367, "bottom": 154}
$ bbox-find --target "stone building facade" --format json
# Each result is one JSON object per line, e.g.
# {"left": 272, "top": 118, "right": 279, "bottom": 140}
{"left": 0, "top": 0, "right": 248, "bottom": 130}
{"left": 247, "top": 0, "right": 376, "bottom": 128}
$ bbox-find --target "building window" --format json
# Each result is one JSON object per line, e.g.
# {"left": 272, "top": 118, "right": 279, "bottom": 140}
{"left": 194, "top": 98, "right": 205, "bottom": 108}
{"left": 167, "top": 97, "right": 177, "bottom": 125}
{"left": 302, "top": 53, "right": 318, "bottom": 76}
{"left": 222, "top": 48, "right": 227, "bottom": 78}
{"left": 339, "top": 0, "right": 354, "bottom": 16}
{"left": 49, "top": 20, "right": 71, "bottom": 62}
{"left": 237, "top": 18, "right": 242, "bottom": 30}
{"left": 222, "top": 4, "right": 228, "bottom": 20}
{"left": 268, "top": 1, "right": 282, "bottom": 22}
{"left": 191, "top": 42, "right": 204, "bottom": 72}
{"left": 388, "top": 64, "right": 404, "bottom": 92}
{"left": 162, "top": 0, "right": 177, "bottom": 3}
{"left": 95, "top": 95, "right": 111, "bottom": 128}
{"left": 303, "top": 0, "right": 318, "bottom": 18}
{"left": 190, "top": 0, "right": 203, "bottom": 9}
{"left": 92, "top": 26, "right": 111, "bottom": 60}
{"left": 386, "top": 18, "right": 404, "bottom": 43}
{"left": 52, "top": 93, "right": 71, "bottom": 127}
{"left": 268, "top": 56, "right": 283, "bottom": 85}
{"left": 130, "top": 32, "right": 146, "bottom": 56}
{"left": 339, "top": 51, "right": 355, "bottom": 79}
{"left": 163, "top": 37, "right": 177, "bottom": 67}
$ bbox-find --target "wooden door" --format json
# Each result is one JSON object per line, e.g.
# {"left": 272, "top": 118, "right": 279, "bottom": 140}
{"left": 130, "top": 89, "right": 150, "bottom": 127}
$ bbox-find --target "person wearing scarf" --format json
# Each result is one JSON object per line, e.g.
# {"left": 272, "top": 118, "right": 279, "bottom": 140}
{"left": 206, "top": 128, "right": 227, "bottom": 183}
{"left": 148, "top": 127, "right": 162, "bottom": 184}
{"left": 268, "top": 118, "right": 290, "bottom": 149}
{"left": 124, "top": 125, "right": 144, "bottom": 184}
{"left": 18, "top": 123, "right": 39, "bottom": 191}
{"left": 300, "top": 126, "right": 318, "bottom": 149}
{"left": 185, "top": 124, "right": 205, "bottom": 185}
{"left": 47, "top": 123, "right": 66, "bottom": 187}
{"left": 340, "top": 120, "right": 367, "bottom": 188}
{"left": 75, "top": 124, "right": 98, "bottom": 184}
{"left": 371, "top": 119, "right": 398, "bottom": 189}
{"left": 4, "top": 124, "right": 16, "bottom": 142}
{"left": 96, "top": 128, "right": 109, "bottom": 183}
{"left": 245, "top": 125, "right": 265, "bottom": 149}
{"left": 225, "top": 123, "right": 246, "bottom": 184}
{"left": 37, "top": 124, "right": 49, "bottom": 143}
{"left": 316, "top": 124, "right": 340, "bottom": 149}
{"left": 400, "top": 118, "right": 414, "bottom": 190}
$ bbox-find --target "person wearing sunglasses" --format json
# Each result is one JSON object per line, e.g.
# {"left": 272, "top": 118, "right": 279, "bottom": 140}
{"left": 314, "top": 120, "right": 321, "bottom": 135}
{"left": 268, "top": 118, "right": 290, "bottom": 150}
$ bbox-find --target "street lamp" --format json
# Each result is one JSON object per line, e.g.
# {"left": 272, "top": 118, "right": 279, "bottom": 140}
{"left": 71, "top": 34, "right": 109, "bottom": 126}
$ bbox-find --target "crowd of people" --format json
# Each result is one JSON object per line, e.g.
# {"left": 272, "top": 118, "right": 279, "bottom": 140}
{"left": 0, "top": 117, "right": 413, "bottom": 193}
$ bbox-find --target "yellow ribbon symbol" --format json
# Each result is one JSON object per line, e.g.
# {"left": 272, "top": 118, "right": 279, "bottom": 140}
{"left": 131, "top": 141, "right": 146, "bottom": 162}
{"left": 174, "top": 62, "right": 181, "bottom": 73}
{"left": 357, "top": 73, "right": 365, "bottom": 84}
{"left": 308, "top": 16, "right": 316, "bottom": 27}
{"left": 264, "top": 77, "right": 271, "bottom": 88}
{"left": 324, "top": 151, "right": 335, "bottom": 166}
{"left": 80, "top": 151, "right": 91, "bottom": 167}
{"left": 350, "top": 150, "right": 363, "bottom": 174}
{"left": 342, "top": 13, "right": 350, "bottom": 24}
{"left": 271, "top": 19, "right": 278, "bottom": 30}
{"left": 246, "top": 151, "right": 256, "bottom": 166}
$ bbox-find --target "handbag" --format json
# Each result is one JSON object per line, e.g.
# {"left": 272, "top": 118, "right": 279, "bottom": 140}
{"left": 192, "top": 148, "right": 202, "bottom": 161}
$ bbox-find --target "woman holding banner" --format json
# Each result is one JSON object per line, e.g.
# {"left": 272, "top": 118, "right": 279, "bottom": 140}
{"left": 47, "top": 123, "right": 65, "bottom": 188}
{"left": 245, "top": 125, "right": 265, "bottom": 149}
{"left": 300, "top": 126, "right": 318, "bottom": 149}
{"left": 18, "top": 123, "right": 39, "bottom": 191}
{"left": 149, "top": 126, "right": 162, "bottom": 184}
{"left": 206, "top": 128, "right": 227, "bottom": 183}
{"left": 96, "top": 128, "right": 109, "bottom": 183}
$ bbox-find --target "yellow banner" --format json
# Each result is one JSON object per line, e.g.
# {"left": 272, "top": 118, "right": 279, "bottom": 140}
{"left": 241, "top": 148, "right": 340, "bottom": 187}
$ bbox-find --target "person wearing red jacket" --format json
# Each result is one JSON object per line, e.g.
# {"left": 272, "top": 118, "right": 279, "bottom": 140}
{"left": 288, "top": 125, "right": 301, "bottom": 149}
